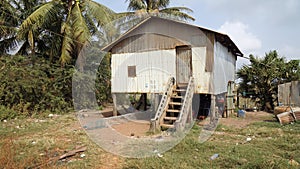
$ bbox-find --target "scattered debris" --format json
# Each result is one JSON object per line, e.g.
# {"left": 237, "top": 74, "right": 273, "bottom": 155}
{"left": 79, "top": 109, "right": 88, "bottom": 113}
{"left": 289, "top": 159, "right": 299, "bottom": 166}
{"left": 48, "top": 114, "right": 54, "bottom": 118}
{"left": 3, "top": 120, "right": 7, "bottom": 123}
{"left": 237, "top": 110, "right": 246, "bottom": 118}
{"left": 153, "top": 149, "right": 163, "bottom": 158}
{"left": 274, "top": 106, "right": 292, "bottom": 115}
{"left": 157, "top": 153, "right": 163, "bottom": 158}
{"left": 80, "top": 154, "right": 86, "bottom": 158}
{"left": 31, "top": 141, "right": 37, "bottom": 145}
{"left": 59, "top": 146, "right": 87, "bottom": 160}
{"left": 276, "top": 107, "right": 300, "bottom": 125}
{"left": 238, "top": 158, "right": 248, "bottom": 165}
{"left": 246, "top": 137, "right": 252, "bottom": 142}
{"left": 210, "top": 154, "right": 219, "bottom": 160}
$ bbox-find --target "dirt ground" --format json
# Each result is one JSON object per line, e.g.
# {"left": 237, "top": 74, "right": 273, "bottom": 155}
{"left": 218, "top": 111, "right": 274, "bottom": 128}
{"left": 112, "top": 121, "right": 150, "bottom": 137}
{"left": 106, "top": 111, "right": 274, "bottom": 138}
{"left": 96, "top": 111, "right": 275, "bottom": 168}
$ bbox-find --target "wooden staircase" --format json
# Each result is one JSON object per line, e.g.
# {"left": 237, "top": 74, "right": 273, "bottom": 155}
{"left": 160, "top": 84, "right": 187, "bottom": 129}
{"left": 150, "top": 77, "right": 194, "bottom": 132}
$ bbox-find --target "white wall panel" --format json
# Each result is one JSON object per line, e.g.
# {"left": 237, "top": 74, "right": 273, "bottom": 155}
{"left": 213, "top": 42, "right": 236, "bottom": 94}
{"left": 191, "top": 47, "right": 212, "bottom": 94}
{"left": 111, "top": 50, "right": 176, "bottom": 93}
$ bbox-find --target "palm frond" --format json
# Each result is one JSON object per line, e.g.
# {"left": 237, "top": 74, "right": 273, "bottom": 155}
{"left": 126, "top": 0, "right": 146, "bottom": 11}
{"left": 0, "top": 25, "right": 17, "bottom": 38}
{"left": 164, "top": 7, "right": 193, "bottom": 13}
{"left": 71, "top": 1, "right": 91, "bottom": 49}
{"left": 0, "top": 37, "right": 18, "bottom": 55}
{"left": 84, "top": 0, "right": 116, "bottom": 27}
{"left": 60, "top": 21, "right": 73, "bottom": 65}
{"left": 156, "top": 0, "right": 170, "bottom": 9}
{"left": 19, "top": 1, "right": 60, "bottom": 39}
{"left": 160, "top": 7, "right": 195, "bottom": 21}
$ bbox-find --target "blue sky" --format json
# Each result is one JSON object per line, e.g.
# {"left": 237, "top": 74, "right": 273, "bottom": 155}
{"left": 97, "top": 0, "right": 300, "bottom": 68}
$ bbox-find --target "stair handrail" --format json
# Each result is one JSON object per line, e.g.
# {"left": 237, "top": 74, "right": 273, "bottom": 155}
{"left": 150, "top": 77, "right": 175, "bottom": 130}
{"left": 175, "top": 76, "right": 194, "bottom": 130}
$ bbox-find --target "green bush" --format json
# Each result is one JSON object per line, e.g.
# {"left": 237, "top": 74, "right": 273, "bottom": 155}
{"left": 0, "top": 56, "right": 74, "bottom": 116}
{"left": 0, "top": 54, "right": 112, "bottom": 118}
{"left": 0, "top": 105, "right": 19, "bottom": 120}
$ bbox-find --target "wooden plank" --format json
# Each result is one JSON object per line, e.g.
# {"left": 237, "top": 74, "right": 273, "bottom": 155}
{"left": 164, "top": 117, "right": 177, "bottom": 120}
{"left": 277, "top": 111, "right": 295, "bottom": 125}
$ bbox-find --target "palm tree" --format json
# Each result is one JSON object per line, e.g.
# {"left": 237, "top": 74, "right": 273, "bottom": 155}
{"left": 17, "top": 0, "right": 116, "bottom": 65}
{"left": 237, "top": 51, "right": 300, "bottom": 111}
{"left": 124, "top": 0, "right": 195, "bottom": 21}
{"left": 0, "top": 0, "right": 39, "bottom": 55}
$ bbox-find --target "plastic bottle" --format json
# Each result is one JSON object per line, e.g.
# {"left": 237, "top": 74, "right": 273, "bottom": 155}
{"left": 210, "top": 154, "right": 219, "bottom": 160}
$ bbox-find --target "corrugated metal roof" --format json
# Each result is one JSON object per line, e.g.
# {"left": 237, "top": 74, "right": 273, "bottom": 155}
{"left": 102, "top": 16, "right": 243, "bottom": 57}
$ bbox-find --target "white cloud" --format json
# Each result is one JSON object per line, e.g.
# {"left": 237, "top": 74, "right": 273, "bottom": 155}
{"left": 218, "top": 21, "right": 262, "bottom": 53}
{"left": 279, "top": 45, "right": 300, "bottom": 60}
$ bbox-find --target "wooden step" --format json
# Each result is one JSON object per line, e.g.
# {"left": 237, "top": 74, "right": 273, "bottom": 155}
{"left": 175, "top": 89, "right": 186, "bottom": 92}
{"left": 171, "top": 95, "right": 184, "bottom": 99}
{"left": 166, "top": 109, "right": 180, "bottom": 113}
{"left": 160, "top": 123, "right": 175, "bottom": 128}
{"left": 164, "top": 116, "right": 177, "bottom": 120}
{"left": 169, "top": 102, "right": 183, "bottom": 105}
{"left": 177, "top": 83, "right": 188, "bottom": 88}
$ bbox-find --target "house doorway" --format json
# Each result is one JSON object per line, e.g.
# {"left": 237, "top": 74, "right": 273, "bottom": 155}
{"left": 176, "top": 46, "right": 192, "bottom": 84}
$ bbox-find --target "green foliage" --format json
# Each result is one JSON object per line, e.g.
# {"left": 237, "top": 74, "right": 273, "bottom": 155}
{"left": 16, "top": 0, "right": 116, "bottom": 65}
{"left": 0, "top": 55, "right": 74, "bottom": 117}
{"left": 0, "top": 105, "right": 19, "bottom": 120}
{"left": 125, "top": 0, "right": 195, "bottom": 21}
{"left": 237, "top": 51, "right": 300, "bottom": 111}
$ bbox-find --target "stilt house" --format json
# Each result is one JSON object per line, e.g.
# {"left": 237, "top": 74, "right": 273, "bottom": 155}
{"left": 102, "top": 16, "right": 243, "bottom": 131}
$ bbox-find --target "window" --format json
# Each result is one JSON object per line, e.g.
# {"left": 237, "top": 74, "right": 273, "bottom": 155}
{"left": 128, "top": 66, "right": 136, "bottom": 77}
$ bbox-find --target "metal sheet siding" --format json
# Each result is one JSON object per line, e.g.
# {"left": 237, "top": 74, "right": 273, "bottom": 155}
{"left": 191, "top": 47, "right": 212, "bottom": 94}
{"left": 111, "top": 34, "right": 186, "bottom": 54}
{"left": 278, "top": 81, "right": 300, "bottom": 106}
{"left": 111, "top": 49, "right": 176, "bottom": 93}
{"left": 213, "top": 42, "right": 236, "bottom": 95}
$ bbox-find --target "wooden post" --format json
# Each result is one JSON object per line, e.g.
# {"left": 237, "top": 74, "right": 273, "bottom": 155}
{"left": 154, "top": 93, "right": 160, "bottom": 112}
{"left": 112, "top": 93, "right": 118, "bottom": 116}
{"left": 210, "top": 95, "right": 216, "bottom": 123}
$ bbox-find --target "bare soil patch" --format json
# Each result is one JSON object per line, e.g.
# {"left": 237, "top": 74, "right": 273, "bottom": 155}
{"left": 111, "top": 121, "right": 150, "bottom": 137}
{"left": 219, "top": 111, "right": 275, "bottom": 128}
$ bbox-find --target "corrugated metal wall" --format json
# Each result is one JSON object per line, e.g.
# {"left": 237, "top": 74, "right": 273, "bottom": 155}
{"left": 213, "top": 42, "right": 236, "bottom": 94}
{"left": 278, "top": 81, "right": 300, "bottom": 107}
{"left": 191, "top": 47, "right": 212, "bottom": 94}
{"left": 111, "top": 34, "right": 185, "bottom": 54}
{"left": 205, "top": 33, "right": 215, "bottom": 72}
{"left": 111, "top": 50, "right": 176, "bottom": 93}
